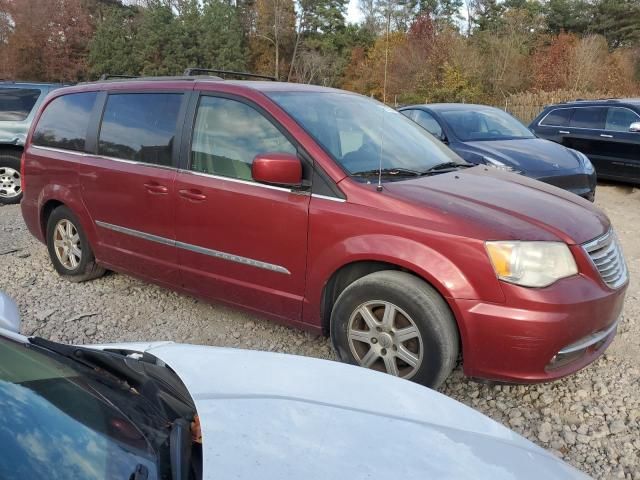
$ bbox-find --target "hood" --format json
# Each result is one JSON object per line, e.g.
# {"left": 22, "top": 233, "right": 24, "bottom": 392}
{"left": 385, "top": 166, "right": 608, "bottom": 244}
{"left": 456, "top": 138, "right": 581, "bottom": 175}
{"left": 116, "top": 342, "right": 587, "bottom": 480}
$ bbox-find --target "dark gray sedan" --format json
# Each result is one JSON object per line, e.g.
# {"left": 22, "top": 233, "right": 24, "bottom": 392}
{"left": 400, "top": 104, "right": 597, "bottom": 201}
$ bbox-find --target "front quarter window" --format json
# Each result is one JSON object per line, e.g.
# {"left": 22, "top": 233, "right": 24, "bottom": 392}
{"left": 268, "top": 92, "right": 462, "bottom": 179}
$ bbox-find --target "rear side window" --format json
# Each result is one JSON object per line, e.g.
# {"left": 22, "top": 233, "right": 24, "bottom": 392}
{"left": 539, "top": 108, "right": 572, "bottom": 127}
{"left": 98, "top": 93, "right": 183, "bottom": 167}
{"left": 569, "top": 107, "right": 606, "bottom": 129}
{"left": 0, "top": 88, "right": 41, "bottom": 121}
{"left": 32, "top": 92, "right": 97, "bottom": 152}
{"left": 605, "top": 107, "right": 640, "bottom": 132}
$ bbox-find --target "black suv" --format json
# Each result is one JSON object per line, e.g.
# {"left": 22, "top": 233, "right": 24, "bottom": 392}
{"left": 0, "top": 82, "right": 61, "bottom": 204}
{"left": 530, "top": 99, "right": 640, "bottom": 185}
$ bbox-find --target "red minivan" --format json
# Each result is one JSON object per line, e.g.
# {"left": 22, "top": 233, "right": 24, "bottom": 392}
{"left": 20, "top": 75, "right": 628, "bottom": 387}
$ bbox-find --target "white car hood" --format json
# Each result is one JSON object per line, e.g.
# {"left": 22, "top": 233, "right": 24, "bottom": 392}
{"left": 103, "top": 342, "right": 587, "bottom": 480}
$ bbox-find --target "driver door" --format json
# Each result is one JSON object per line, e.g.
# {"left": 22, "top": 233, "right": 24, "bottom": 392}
{"left": 174, "top": 94, "right": 310, "bottom": 321}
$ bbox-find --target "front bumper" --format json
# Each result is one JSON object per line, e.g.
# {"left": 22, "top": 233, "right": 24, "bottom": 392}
{"left": 536, "top": 171, "right": 596, "bottom": 201}
{"left": 452, "top": 273, "right": 627, "bottom": 383}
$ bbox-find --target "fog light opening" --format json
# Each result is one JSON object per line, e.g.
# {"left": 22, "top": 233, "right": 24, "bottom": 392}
{"left": 546, "top": 349, "right": 586, "bottom": 371}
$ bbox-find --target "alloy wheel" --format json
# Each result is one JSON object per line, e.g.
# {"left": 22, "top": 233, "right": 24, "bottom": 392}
{"left": 0, "top": 167, "right": 21, "bottom": 199}
{"left": 53, "top": 219, "right": 82, "bottom": 270}
{"left": 347, "top": 300, "right": 423, "bottom": 379}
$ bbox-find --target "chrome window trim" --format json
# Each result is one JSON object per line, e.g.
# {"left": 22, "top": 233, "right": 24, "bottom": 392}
{"left": 95, "top": 220, "right": 291, "bottom": 275}
{"left": 32, "top": 147, "right": 346, "bottom": 200}
{"left": 178, "top": 169, "right": 293, "bottom": 193}
{"left": 31, "top": 145, "right": 178, "bottom": 170}
{"left": 538, "top": 105, "right": 640, "bottom": 131}
{"left": 311, "top": 193, "right": 346, "bottom": 203}
{"left": 94, "top": 155, "right": 177, "bottom": 171}
{"left": 31, "top": 144, "right": 87, "bottom": 156}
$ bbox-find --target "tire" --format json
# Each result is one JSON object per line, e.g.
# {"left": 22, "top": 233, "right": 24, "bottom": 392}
{"left": 46, "top": 206, "right": 105, "bottom": 282}
{"left": 330, "top": 270, "right": 459, "bottom": 388}
{"left": 0, "top": 150, "right": 23, "bottom": 204}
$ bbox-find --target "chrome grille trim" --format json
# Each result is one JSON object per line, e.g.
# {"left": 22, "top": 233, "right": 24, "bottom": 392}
{"left": 582, "top": 230, "right": 628, "bottom": 289}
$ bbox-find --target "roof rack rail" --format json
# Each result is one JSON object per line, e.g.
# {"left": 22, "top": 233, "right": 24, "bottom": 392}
{"left": 99, "top": 74, "right": 139, "bottom": 81}
{"left": 183, "top": 67, "right": 277, "bottom": 81}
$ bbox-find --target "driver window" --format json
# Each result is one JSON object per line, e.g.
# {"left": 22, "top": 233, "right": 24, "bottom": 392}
{"left": 190, "top": 96, "right": 296, "bottom": 181}
{"left": 413, "top": 110, "right": 443, "bottom": 138}
{"left": 605, "top": 107, "right": 640, "bottom": 132}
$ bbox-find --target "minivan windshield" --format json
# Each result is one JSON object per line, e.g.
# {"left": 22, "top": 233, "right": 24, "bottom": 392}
{"left": 440, "top": 108, "right": 535, "bottom": 142}
{"left": 268, "top": 92, "right": 464, "bottom": 179}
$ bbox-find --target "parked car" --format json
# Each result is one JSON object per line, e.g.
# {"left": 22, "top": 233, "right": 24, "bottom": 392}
{"left": 21, "top": 73, "right": 627, "bottom": 388}
{"left": 0, "top": 291, "right": 589, "bottom": 479}
{"left": 530, "top": 98, "right": 640, "bottom": 185}
{"left": 0, "top": 81, "right": 61, "bottom": 204}
{"left": 400, "top": 104, "right": 597, "bottom": 201}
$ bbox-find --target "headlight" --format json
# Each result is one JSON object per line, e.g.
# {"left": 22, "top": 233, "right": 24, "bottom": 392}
{"left": 577, "top": 151, "right": 594, "bottom": 174}
{"left": 483, "top": 156, "right": 521, "bottom": 174}
{"left": 568, "top": 148, "right": 594, "bottom": 174}
{"left": 485, "top": 241, "right": 578, "bottom": 287}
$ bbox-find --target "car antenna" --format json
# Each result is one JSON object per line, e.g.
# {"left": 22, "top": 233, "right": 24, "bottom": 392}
{"left": 376, "top": 108, "right": 387, "bottom": 192}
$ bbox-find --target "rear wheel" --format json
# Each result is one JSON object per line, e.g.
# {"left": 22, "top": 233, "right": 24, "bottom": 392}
{"left": 46, "top": 206, "right": 105, "bottom": 282}
{"left": 330, "top": 270, "right": 459, "bottom": 388}
{"left": 0, "top": 150, "right": 22, "bottom": 204}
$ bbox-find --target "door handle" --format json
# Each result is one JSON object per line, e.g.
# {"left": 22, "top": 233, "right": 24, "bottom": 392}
{"left": 600, "top": 134, "right": 613, "bottom": 138}
{"left": 559, "top": 130, "right": 570, "bottom": 134}
{"left": 144, "top": 182, "right": 169, "bottom": 194}
{"left": 179, "top": 189, "right": 207, "bottom": 202}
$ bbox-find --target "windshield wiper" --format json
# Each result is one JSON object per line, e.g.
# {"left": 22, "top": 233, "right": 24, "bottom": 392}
{"left": 351, "top": 167, "right": 423, "bottom": 177}
{"left": 420, "top": 162, "right": 473, "bottom": 175}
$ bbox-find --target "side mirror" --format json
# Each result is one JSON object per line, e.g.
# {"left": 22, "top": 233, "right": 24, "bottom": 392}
{"left": 440, "top": 133, "right": 449, "bottom": 144}
{"left": 252, "top": 153, "right": 302, "bottom": 188}
{"left": 629, "top": 122, "right": 640, "bottom": 133}
{"left": 0, "top": 291, "right": 21, "bottom": 333}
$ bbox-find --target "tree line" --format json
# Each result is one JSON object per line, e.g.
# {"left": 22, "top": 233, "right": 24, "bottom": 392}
{"left": 0, "top": 0, "right": 639, "bottom": 107}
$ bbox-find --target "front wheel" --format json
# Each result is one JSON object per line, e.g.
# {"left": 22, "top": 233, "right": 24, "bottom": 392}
{"left": 330, "top": 270, "right": 459, "bottom": 388}
{"left": 0, "top": 151, "right": 23, "bottom": 204}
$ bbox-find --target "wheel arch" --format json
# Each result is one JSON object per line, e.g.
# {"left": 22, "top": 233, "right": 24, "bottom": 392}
{"left": 40, "top": 199, "right": 65, "bottom": 238}
{"left": 36, "top": 186, "right": 98, "bottom": 248}
{"left": 307, "top": 233, "right": 489, "bottom": 369}
{"left": 320, "top": 260, "right": 439, "bottom": 336}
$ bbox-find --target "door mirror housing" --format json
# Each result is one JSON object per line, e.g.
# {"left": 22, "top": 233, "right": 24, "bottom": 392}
{"left": 629, "top": 122, "right": 640, "bottom": 133}
{"left": 252, "top": 153, "right": 303, "bottom": 187}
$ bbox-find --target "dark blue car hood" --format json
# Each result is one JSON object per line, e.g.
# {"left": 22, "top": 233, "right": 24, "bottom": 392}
{"left": 454, "top": 138, "right": 580, "bottom": 175}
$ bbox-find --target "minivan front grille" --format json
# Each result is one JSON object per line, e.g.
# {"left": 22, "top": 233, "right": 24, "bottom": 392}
{"left": 583, "top": 230, "right": 628, "bottom": 289}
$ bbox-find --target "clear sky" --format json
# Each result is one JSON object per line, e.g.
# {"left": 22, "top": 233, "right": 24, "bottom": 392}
{"left": 347, "top": 0, "right": 364, "bottom": 24}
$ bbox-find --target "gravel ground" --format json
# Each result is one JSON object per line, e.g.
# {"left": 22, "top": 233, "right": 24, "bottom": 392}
{"left": 1, "top": 183, "right": 639, "bottom": 478}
